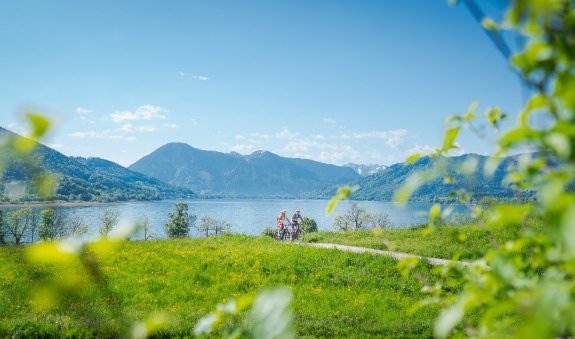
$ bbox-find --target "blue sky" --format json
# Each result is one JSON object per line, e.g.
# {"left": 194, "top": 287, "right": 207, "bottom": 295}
{"left": 0, "top": 0, "right": 523, "bottom": 166}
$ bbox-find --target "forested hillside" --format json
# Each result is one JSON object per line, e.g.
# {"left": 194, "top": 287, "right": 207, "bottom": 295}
{"left": 0, "top": 127, "right": 193, "bottom": 203}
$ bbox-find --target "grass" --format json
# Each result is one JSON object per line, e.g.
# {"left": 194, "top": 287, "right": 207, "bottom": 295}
{"left": 305, "top": 221, "right": 543, "bottom": 260}
{"left": 0, "top": 234, "right": 444, "bottom": 338}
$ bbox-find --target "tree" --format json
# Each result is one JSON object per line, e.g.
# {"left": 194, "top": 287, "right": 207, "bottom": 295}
{"left": 301, "top": 217, "right": 318, "bottom": 233}
{"left": 365, "top": 213, "right": 391, "bottom": 229}
{"left": 99, "top": 209, "right": 120, "bottom": 238}
{"left": 39, "top": 209, "right": 67, "bottom": 241}
{"left": 0, "top": 211, "right": 5, "bottom": 245}
{"left": 5, "top": 208, "right": 33, "bottom": 245}
{"left": 165, "top": 203, "right": 196, "bottom": 238}
{"left": 196, "top": 216, "right": 229, "bottom": 237}
{"left": 214, "top": 218, "right": 230, "bottom": 236}
{"left": 333, "top": 204, "right": 368, "bottom": 231}
{"left": 141, "top": 218, "right": 154, "bottom": 240}
{"left": 28, "top": 209, "right": 41, "bottom": 243}
{"left": 67, "top": 217, "right": 89, "bottom": 239}
{"left": 333, "top": 205, "right": 391, "bottom": 231}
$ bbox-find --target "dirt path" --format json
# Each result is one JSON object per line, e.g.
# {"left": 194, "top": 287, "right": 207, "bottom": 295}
{"left": 304, "top": 243, "right": 473, "bottom": 267}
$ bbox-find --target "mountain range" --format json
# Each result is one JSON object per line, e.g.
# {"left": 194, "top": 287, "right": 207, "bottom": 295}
{"left": 0, "top": 127, "right": 193, "bottom": 202}
{"left": 129, "top": 142, "right": 360, "bottom": 197}
{"left": 1, "top": 126, "right": 528, "bottom": 203}
{"left": 317, "top": 153, "right": 529, "bottom": 202}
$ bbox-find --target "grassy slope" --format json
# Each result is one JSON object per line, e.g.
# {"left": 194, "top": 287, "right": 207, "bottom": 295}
{"left": 306, "top": 223, "right": 541, "bottom": 260}
{"left": 0, "top": 235, "right": 441, "bottom": 338}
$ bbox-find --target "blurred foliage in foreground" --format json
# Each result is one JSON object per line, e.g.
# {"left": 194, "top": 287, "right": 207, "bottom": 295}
{"left": 389, "top": 0, "right": 575, "bottom": 337}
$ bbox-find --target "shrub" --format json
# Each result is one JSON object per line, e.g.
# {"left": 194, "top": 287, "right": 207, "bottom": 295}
{"left": 261, "top": 227, "right": 276, "bottom": 238}
{"left": 300, "top": 217, "right": 318, "bottom": 233}
{"left": 165, "top": 203, "right": 196, "bottom": 238}
{"left": 307, "top": 234, "right": 319, "bottom": 243}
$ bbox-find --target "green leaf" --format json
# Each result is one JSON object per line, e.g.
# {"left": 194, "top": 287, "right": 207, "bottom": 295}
{"left": 250, "top": 288, "right": 294, "bottom": 339}
{"left": 326, "top": 186, "right": 356, "bottom": 215}
{"left": 561, "top": 206, "right": 575, "bottom": 258}
{"left": 194, "top": 313, "right": 220, "bottom": 336}
{"left": 429, "top": 204, "right": 441, "bottom": 227}
{"left": 545, "top": 133, "right": 571, "bottom": 159}
{"left": 326, "top": 196, "right": 341, "bottom": 215}
{"left": 481, "top": 17, "right": 498, "bottom": 31}
{"left": 25, "top": 112, "right": 51, "bottom": 139}
{"left": 486, "top": 205, "right": 531, "bottom": 228}
{"left": 441, "top": 127, "right": 461, "bottom": 153}
{"left": 394, "top": 170, "right": 437, "bottom": 203}
{"left": 405, "top": 153, "right": 421, "bottom": 164}
{"left": 434, "top": 300, "right": 465, "bottom": 338}
{"left": 430, "top": 204, "right": 441, "bottom": 220}
{"left": 465, "top": 101, "right": 479, "bottom": 121}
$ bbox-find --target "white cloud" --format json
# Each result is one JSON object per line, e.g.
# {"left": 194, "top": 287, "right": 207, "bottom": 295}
{"left": 120, "top": 124, "right": 158, "bottom": 133}
{"left": 76, "top": 107, "right": 92, "bottom": 114}
{"left": 407, "top": 144, "right": 436, "bottom": 156}
{"left": 448, "top": 143, "right": 465, "bottom": 156}
{"left": 179, "top": 71, "right": 208, "bottom": 81}
{"left": 276, "top": 128, "right": 298, "bottom": 140}
{"left": 162, "top": 123, "right": 179, "bottom": 129}
{"left": 342, "top": 129, "right": 407, "bottom": 149}
{"left": 235, "top": 135, "right": 246, "bottom": 140}
{"left": 250, "top": 133, "right": 270, "bottom": 140}
{"left": 48, "top": 143, "right": 65, "bottom": 150}
{"left": 231, "top": 144, "right": 256, "bottom": 154}
{"left": 7, "top": 122, "right": 26, "bottom": 135}
{"left": 80, "top": 116, "right": 96, "bottom": 124}
{"left": 111, "top": 111, "right": 139, "bottom": 122}
{"left": 68, "top": 130, "right": 136, "bottom": 142}
{"left": 110, "top": 105, "right": 167, "bottom": 122}
{"left": 405, "top": 143, "right": 465, "bottom": 157}
{"left": 323, "top": 117, "right": 337, "bottom": 125}
{"left": 282, "top": 139, "right": 361, "bottom": 164}
{"left": 137, "top": 105, "right": 167, "bottom": 120}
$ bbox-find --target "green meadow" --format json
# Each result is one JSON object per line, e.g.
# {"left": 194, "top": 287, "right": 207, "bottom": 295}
{"left": 306, "top": 221, "right": 543, "bottom": 260}
{"left": 0, "top": 234, "right": 446, "bottom": 338}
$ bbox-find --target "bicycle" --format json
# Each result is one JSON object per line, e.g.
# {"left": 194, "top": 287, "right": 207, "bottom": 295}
{"left": 274, "top": 226, "right": 290, "bottom": 241}
{"left": 289, "top": 224, "right": 305, "bottom": 242}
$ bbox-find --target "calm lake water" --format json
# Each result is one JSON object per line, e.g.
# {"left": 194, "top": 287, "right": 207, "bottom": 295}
{"left": 0, "top": 199, "right": 469, "bottom": 241}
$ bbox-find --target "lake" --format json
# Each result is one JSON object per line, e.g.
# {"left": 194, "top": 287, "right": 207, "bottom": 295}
{"left": 0, "top": 199, "right": 469, "bottom": 241}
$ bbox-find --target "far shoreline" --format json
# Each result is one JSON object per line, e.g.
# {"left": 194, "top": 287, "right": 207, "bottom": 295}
{"left": 0, "top": 201, "right": 115, "bottom": 209}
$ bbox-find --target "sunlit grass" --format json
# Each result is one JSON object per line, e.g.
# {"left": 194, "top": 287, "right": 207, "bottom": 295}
{"left": 0, "top": 234, "right": 442, "bottom": 337}
{"left": 305, "top": 222, "right": 543, "bottom": 260}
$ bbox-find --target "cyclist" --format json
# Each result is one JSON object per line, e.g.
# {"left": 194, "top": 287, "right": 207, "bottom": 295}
{"left": 291, "top": 210, "right": 303, "bottom": 238}
{"left": 292, "top": 210, "right": 303, "bottom": 228}
{"left": 276, "top": 210, "right": 291, "bottom": 239}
